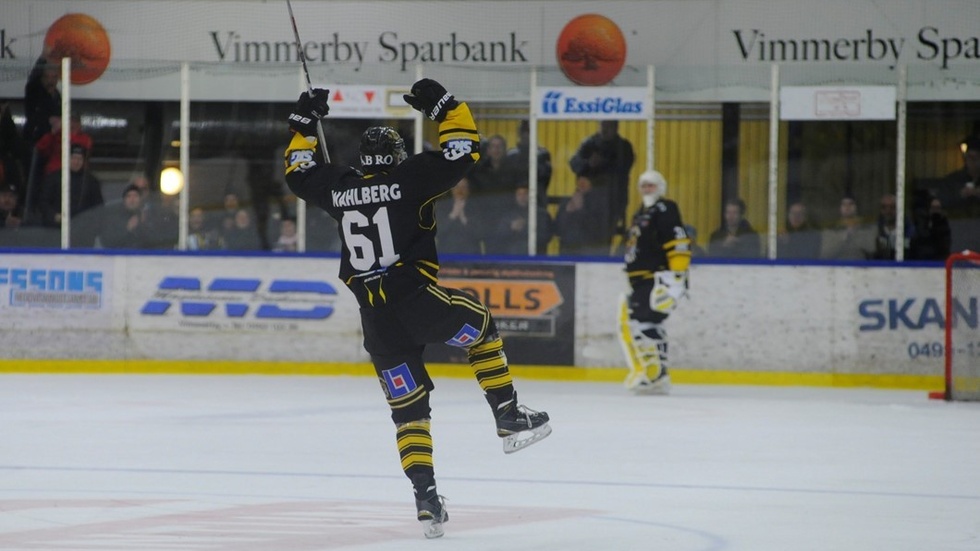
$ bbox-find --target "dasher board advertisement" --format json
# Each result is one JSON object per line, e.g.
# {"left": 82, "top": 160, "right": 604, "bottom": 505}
{"left": 424, "top": 261, "right": 576, "bottom": 366}
{"left": 0, "top": 254, "right": 116, "bottom": 329}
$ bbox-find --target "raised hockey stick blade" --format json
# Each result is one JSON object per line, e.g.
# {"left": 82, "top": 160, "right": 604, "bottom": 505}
{"left": 285, "top": 0, "right": 330, "bottom": 163}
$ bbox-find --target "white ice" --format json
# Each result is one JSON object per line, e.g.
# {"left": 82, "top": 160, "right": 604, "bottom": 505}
{"left": 1, "top": 375, "right": 978, "bottom": 550}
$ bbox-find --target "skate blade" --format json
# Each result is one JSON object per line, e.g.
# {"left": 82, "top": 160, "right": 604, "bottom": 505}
{"left": 502, "top": 423, "right": 552, "bottom": 454}
{"left": 421, "top": 519, "right": 445, "bottom": 539}
{"left": 623, "top": 370, "right": 647, "bottom": 390}
{"left": 630, "top": 376, "right": 671, "bottom": 395}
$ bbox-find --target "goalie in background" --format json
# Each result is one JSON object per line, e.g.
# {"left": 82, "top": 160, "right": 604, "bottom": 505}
{"left": 619, "top": 170, "right": 691, "bottom": 395}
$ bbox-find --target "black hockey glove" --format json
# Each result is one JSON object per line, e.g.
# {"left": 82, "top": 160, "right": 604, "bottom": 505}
{"left": 403, "top": 78, "right": 458, "bottom": 122}
{"left": 288, "top": 88, "right": 330, "bottom": 135}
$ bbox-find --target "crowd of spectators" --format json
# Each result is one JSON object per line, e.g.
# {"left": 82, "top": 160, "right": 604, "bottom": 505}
{"left": 2, "top": 58, "right": 976, "bottom": 261}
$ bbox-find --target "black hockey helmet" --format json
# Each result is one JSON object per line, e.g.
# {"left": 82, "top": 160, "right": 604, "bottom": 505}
{"left": 359, "top": 126, "right": 407, "bottom": 174}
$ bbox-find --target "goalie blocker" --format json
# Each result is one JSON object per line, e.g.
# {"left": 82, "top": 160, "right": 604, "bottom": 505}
{"left": 619, "top": 170, "right": 692, "bottom": 395}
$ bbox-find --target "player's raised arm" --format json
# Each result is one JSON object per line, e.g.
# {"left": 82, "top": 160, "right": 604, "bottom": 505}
{"left": 403, "top": 79, "right": 481, "bottom": 165}
{"left": 283, "top": 88, "right": 333, "bottom": 206}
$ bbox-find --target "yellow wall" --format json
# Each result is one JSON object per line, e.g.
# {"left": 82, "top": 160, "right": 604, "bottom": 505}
{"left": 652, "top": 116, "right": 722, "bottom": 251}
{"left": 423, "top": 102, "right": 973, "bottom": 258}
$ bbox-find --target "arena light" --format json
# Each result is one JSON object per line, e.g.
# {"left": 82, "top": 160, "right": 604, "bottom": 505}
{"left": 160, "top": 167, "right": 184, "bottom": 195}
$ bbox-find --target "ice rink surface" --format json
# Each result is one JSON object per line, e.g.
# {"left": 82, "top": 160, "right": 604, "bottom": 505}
{"left": 1, "top": 374, "right": 978, "bottom": 550}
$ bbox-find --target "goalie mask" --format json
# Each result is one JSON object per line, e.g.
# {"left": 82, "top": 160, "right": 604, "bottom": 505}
{"left": 360, "top": 126, "right": 408, "bottom": 174}
{"left": 638, "top": 170, "right": 668, "bottom": 208}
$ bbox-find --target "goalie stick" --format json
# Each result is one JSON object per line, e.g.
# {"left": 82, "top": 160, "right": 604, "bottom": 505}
{"left": 285, "top": 0, "right": 331, "bottom": 163}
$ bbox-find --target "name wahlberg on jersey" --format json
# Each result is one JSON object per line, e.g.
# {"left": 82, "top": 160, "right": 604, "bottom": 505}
{"left": 283, "top": 103, "right": 480, "bottom": 304}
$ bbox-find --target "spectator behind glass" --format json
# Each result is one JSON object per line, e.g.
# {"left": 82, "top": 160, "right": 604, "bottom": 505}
{"left": 568, "top": 120, "right": 636, "bottom": 245}
{"left": 223, "top": 208, "right": 262, "bottom": 251}
{"left": 217, "top": 191, "right": 252, "bottom": 234}
{"left": 34, "top": 114, "right": 93, "bottom": 177}
{"left": 820, "top": 196, "right": 876, "bottom": 260}
{"left": 0, "top": 181, "right": 22, "bottom": 230}
{"left": 1, "top": 102, "right": 27, "bottom": 208}
{"left": 684, "top": 224, "right": 707, "bottom": 256}
{"left": 273, "top": 216, "right": 298, "bottom": 252}
{"left": 505, "top": 119, "right": 552, "bottom": 208}
{"left": 938, "top": 136, "right": 980, "bottom": 253}
{"left": 39, "top": 143, "right": 104, "bottom": 246}
{"left": 435, "top": 177, "right": 482, "bottom": 255}
{"left": 708, "top": 198, "right": 761, "bottom": 258}
{"left": 99, "top": 184, "right": 151, "bottom": 249}
{"left": 910, "top": 190, "right": 951, "bottom": 260}
{"left": 486, "top": 185, "right": 554, "bottom": 256}
{"left": 872, "top": 193, "right": 914, "bottom": 260}
{"left": 777, "top": 201, "right": 822, "bottom": 259}
{"left": 468, "top": 134, "right": 517, "bottom": 244}
{"left": 128, "top": 174, "right": 158, "bottom": 219}
{"left": 23, "top": 57, "right": 61, "bottom": 146}
{"left": 147, "top": 192, "right": 180, "bottom": 250}
{"left": 556, "top": 175, "right": 611, "bottom": 256}
{"left": 187, "top": 207, "right": 223, "bottom": 250}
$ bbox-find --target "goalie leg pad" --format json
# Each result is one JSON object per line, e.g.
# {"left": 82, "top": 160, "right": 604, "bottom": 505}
{"left": 618, "top": 294, "right": 670, "bottom": 393}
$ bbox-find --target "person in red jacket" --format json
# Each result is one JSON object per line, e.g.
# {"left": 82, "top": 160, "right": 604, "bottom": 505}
{"left": 34, "top": 114, "right": 93, "bottom": 177}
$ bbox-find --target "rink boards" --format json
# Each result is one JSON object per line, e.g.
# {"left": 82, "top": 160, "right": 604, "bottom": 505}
{"left": 0, "top": 251, "right": 962, "bottom": 389}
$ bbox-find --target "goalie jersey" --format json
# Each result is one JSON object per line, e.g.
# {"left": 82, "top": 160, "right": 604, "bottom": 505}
{"left": 623, "top": 199, "right": 691, "bottom": 286}
{"left": 284, "top": 104, "right": 481, "bottom": 307}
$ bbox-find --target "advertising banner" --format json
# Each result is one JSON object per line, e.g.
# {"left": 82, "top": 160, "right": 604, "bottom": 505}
{"left": 2, "top": 1, "right": 979, "bottom": 101}
{"left": 577, "top": 263, "right": 966, "bottom": 376}
{"left": 0, "top": 251, "right": 972, "bottom": 378}
{"left": 126, "top": 255, "right": 355, "bottom": 334}
{"left": 535, "top": 87, "right": 649, "bottom": 120}
{"left": 0, "top": 254, "right": 116, "bottom": 329}
{"left": 119, "top": 255, "right": 367, "bottom": 363}
{"left": 424, "top": 261, "right": 576, "bottom": 366}
{"left": 780, "top": 86, "right": 897, "bottom": 120}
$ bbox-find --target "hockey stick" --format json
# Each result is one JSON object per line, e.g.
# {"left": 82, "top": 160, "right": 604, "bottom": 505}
{"left": 285, "top": 0, "right": 331, "bottom": 163}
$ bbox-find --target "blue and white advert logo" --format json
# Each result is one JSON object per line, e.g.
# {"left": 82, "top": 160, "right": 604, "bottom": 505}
{"left": 0, "top": 267, "right": 103, "bottom": 309}
{"left": 140, "top": 276, "right": 337, "bottom": 330}
{"left": 536, "top": 87, "right": 648, "bottom": 120}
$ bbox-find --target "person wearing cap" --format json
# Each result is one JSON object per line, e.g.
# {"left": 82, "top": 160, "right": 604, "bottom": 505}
{"left": 98, "top": 184, "right": 151, "bottom": 249}
{"left": 39, "top": 142, "right": 104, "bottom": 243}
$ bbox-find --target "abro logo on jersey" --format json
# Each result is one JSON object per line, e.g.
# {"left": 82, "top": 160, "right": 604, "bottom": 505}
{"left": 360, "top": 153, "right": 396, "bottom": 167}
{"left": 140, "top": 277, "right": 336, "bottom": 321}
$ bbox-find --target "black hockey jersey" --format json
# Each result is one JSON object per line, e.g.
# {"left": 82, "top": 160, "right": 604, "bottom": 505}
{"left": 623, "top": 199, "right": 691, "bottom": 286}
{"left": 284, "top": 104, "right": 481, "bottom": 306}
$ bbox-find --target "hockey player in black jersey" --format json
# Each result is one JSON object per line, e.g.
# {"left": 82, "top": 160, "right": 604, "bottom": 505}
{"left": 283, "top": 79, "right": 551, "bottom": 539}
{"left": 619, "top": 170, "right": 692, "bottom": 395}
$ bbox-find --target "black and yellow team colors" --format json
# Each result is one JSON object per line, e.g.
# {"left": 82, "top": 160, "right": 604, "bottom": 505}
{"left": 619, "top": 170, "right": 692, "bottom": 395}
{"left": 283, "top": 79, "right": 551, "bottom": 539}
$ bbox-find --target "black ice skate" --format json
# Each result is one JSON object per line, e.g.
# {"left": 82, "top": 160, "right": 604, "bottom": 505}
{"left": 486, "top": 392, "right": 552, "bottom": 454}
{"left": 413, "top": 478, "right": 448, "bottom": 539}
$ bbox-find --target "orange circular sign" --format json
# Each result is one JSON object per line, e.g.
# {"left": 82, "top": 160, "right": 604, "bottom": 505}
{"left": 44, "top": 13, "right": 111, "bottom": 85}
{"left": 556, "top": 14, "right": 626, "bottom": 86}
